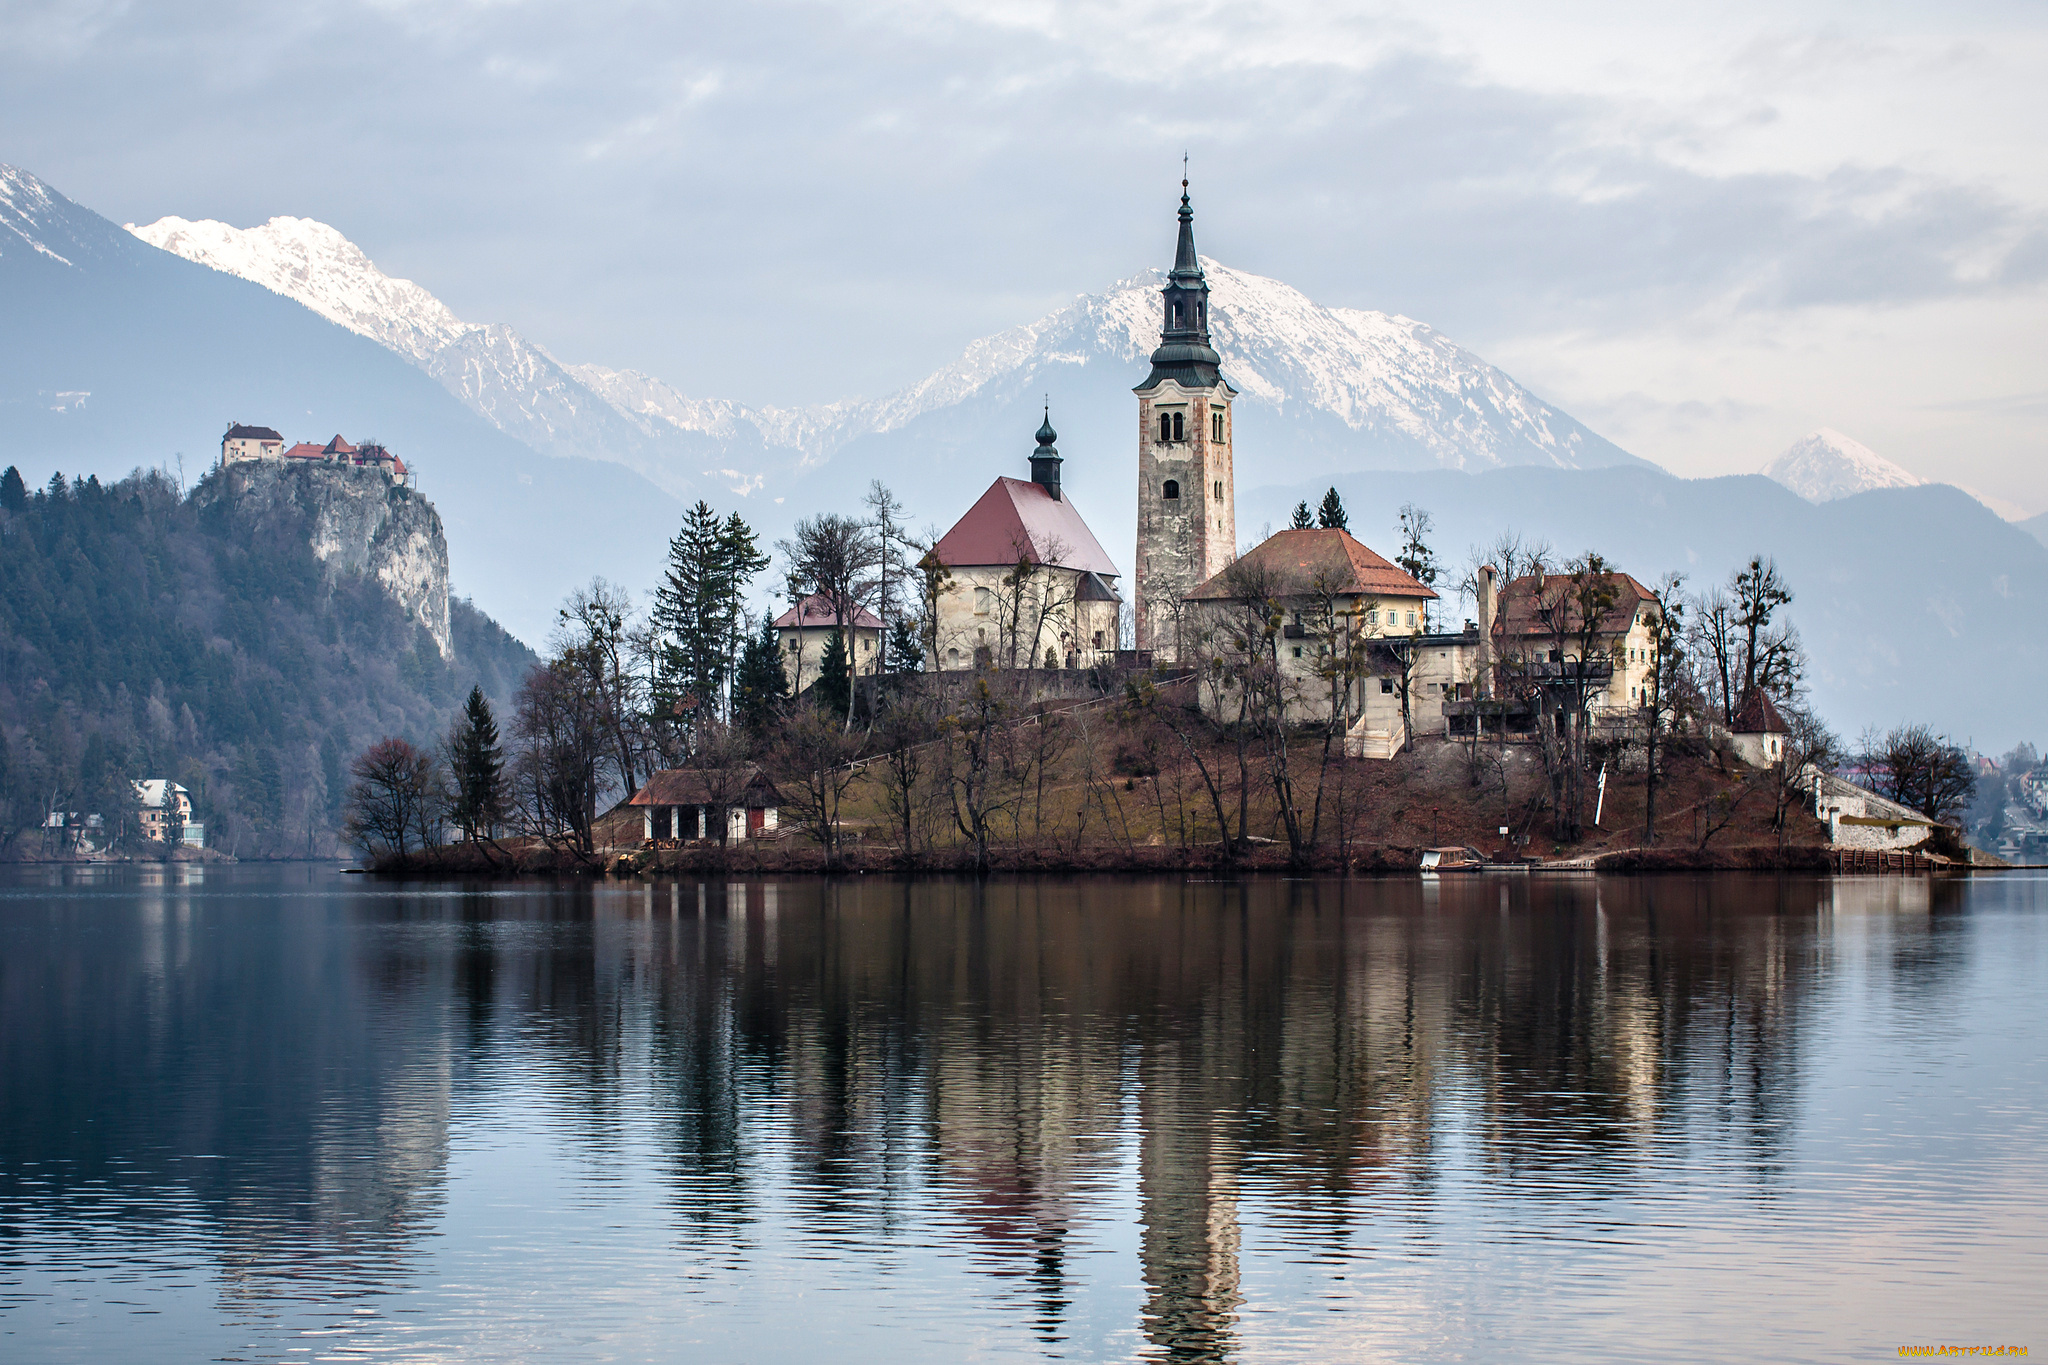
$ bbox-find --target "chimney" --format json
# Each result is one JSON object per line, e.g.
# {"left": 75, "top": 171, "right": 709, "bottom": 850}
{"left": 1476, "top": 564, "right": 1498, "bottom": 695}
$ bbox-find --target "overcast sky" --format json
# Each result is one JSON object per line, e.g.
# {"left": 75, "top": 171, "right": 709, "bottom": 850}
{"left": 6, "top": 0, "right": 2045, "bottom": 513}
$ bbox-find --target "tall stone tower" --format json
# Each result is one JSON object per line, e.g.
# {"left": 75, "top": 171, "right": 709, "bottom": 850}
{"left": 1134, "top": 183, "right": 1236, "bottom": 660}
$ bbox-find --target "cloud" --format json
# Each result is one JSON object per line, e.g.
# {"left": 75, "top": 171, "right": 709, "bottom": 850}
{"left": 0, "top": 0, "right": 2042, "bottom": 505}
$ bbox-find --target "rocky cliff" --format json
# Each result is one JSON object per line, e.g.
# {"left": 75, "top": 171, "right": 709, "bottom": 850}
{"left": 196, "top": 462, "right": 452, "bottom": 659}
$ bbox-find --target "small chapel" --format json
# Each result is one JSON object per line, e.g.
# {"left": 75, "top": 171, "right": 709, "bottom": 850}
{"left": 927, "top": 410, "right": 1124, "bottom": 671}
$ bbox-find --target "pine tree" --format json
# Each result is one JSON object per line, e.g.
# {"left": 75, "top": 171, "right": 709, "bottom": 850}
{"left": 1289, "top": 500, "right": 1314, "bottom": 530}
{"left": 1317, "top": 488, "right": 1348, "bottom": 531}
{"left": 448, "top": 685, "right": 505, "bottom": 841}
{"left": 887, "top": 616, "right": 923, "bottom": 673}
{"left": 0, "top": 466, "right": 24, "bottom": 511}
{"left": 814, "top": 628, "right": 852, "bottom": 716}
{"left": 651, "top": 502, "right": 767, "bottom": 722}
{"left": 733, "top": 618, "right": 790, "bottom": 732}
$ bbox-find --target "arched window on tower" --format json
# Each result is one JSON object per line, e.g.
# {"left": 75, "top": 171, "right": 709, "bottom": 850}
{"left": 1171, "top": 412, "right": 1184, "bottom": 442}
{"left": 1163, "top": 479, "right": 1180, "bottom": 500}
{"left": 1158, "top": 412, "right": 1172, "bottom": 442}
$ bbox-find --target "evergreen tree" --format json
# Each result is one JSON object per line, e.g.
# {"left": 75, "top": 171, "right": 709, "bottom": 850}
{"left": 814, "top": 628, "right": 852, "bottom": 717}
{"left": 0, "top": 466, "right": 24, "bottom": 511}
{"left": 733, "top": 617, "right": 790, "bottom": 732}
{"left": 1317, "top": 488, "right": 1348, "bottom": 531}
{"left": 651, "top": 502, "right": 768, "bottom": 721}
{"left": 886, "top": 616, "right": 923, "bottom": 673}
{"left": 1289, "top": 500, "right": 1314, "bottom": 530}
{"left": 448, "top": 684, "right": 506, "bottom": 841}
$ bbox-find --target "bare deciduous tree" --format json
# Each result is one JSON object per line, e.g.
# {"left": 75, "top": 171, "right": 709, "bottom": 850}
{"left": 343, "top": 737, "right": 443, "bottom": 861}
{"left": 1860, "top": 724, "right": 1976, "bottom": 822}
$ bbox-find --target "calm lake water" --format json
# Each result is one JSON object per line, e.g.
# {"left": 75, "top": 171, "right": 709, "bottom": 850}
{"left": 1, "top": 867, "right": 2043, "bottom": 1363}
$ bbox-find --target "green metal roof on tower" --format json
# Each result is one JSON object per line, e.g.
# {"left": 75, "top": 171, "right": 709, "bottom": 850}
{"left": 1136, "top": 181, "right": 1234, "bottom": 393}
{"left": 1030, "top": 403, "right": 1064, "bottom": 499}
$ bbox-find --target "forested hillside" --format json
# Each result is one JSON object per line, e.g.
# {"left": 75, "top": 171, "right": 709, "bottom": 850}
{"left": 0, "top": 464, "right": 533, "bottom": 856}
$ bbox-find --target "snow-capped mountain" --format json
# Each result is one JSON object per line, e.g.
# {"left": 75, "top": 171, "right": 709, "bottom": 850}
{"left": 1762, "top": 429, "right": 1924, "bottom": 503}
{"left": 127, "top": 213, "right": 1643, "bottom": 504}
{"left": 127, "top": 215, "right": 473, "bottom": 364}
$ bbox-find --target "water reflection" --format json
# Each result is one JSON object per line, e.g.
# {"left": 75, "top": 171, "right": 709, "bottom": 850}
{"left": 1, "top": 869, "right": 2042, "bottom": 1362}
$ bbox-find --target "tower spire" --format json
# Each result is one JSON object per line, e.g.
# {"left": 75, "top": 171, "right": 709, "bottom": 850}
{"left": 1173, "top": 167, "right": 1200, "bottom": 277}
{"left": 1030, "top": 402, "right": 1063, "bottom": 500}
{"left": 1138, "top": 177, "right": 1222, "bottom": 389}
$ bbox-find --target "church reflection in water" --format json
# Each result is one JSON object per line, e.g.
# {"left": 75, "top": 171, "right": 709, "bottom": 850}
{"left": 0, "top": 869, "right": 1977, "bottom": 1358}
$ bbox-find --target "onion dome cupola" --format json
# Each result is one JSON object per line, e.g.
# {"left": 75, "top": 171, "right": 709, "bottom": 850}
{"left": 1137, "top": 181, "right": 1227, "bottom": 391}
{"left": 1029, "top": 404, "right": 1064, "bottom": 499}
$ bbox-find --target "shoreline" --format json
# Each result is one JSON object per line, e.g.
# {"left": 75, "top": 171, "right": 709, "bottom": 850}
{"left": 363, "top": 840, "right": 1860, "bottom": 879}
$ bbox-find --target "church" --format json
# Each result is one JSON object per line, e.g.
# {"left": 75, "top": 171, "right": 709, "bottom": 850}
{"left": 927, "top": 410, "right": 1124, "bottom": 671}
{"left": 923, "top": 180, "right": 1236, "bottom": 671}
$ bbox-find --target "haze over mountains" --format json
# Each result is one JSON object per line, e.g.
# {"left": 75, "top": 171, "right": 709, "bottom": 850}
{"left": 3, "top": 161, "right": 2044, "bottom": 747}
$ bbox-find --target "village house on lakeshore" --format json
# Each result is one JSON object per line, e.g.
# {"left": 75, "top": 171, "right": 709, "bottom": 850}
{"left": 774, "top": 593, "right": 884, "bottom": 694}
{"left": 630, "top": 767, "right": 782, "bottom": 844}
{"left": 133, "top": 779, "right": 203, "bottom": 848}
{"left": 927, "top": 412, "right": 1123, "bottom": 671}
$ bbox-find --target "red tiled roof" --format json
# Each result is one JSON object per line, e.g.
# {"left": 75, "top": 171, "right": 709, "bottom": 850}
{"left": 1731, "top": 690, "right": 1789, "bottom": 735}
{"left": 283, "top": 442, "right": 325, "bottom": 459}
{"left": 932, "top": 477, "right": 1120, "bottom": 578}
{"left": 322, "top": 435, "right": 357, "bottom": 455}
{"left": 1185, "top": 528, "right": 1437, "bottom": 602}
{"left": 773, "top": 592, "right": 883, "bottom": 630}
{"left": 628, "top": 766, "right": 782, "bottom": 807}
{"left": 1491, "top": 570, "right": 1658, "bottom": 639}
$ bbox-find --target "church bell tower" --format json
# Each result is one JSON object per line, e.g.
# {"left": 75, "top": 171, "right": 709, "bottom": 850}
{"left": 1134, "top": 182, "right": 1235, "bottom": 660}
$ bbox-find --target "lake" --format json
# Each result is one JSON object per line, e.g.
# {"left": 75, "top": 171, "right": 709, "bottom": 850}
{"left": 1, "top": 866, "right": 2042, "bottom": 1363}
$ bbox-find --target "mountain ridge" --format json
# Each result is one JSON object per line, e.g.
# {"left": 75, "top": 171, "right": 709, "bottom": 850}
{"left": 1762, "top": 428, "right": 1924, "bottom": 503}
{"left": 123, "top": 212, "right": 1651, "bottom": 499}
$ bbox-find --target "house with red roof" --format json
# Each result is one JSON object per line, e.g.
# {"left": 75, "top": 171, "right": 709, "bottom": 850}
{"left": 1184, "top": 527, "right": 1458, "bottom": 754}
{"left": 927, "top": 411, "right": 1123, "bottom": 671}
{"left": 773, "top": 593, "right": 885, "bottom": 694}
{"left": 1482, "top": 566, "right": 1666, "bottom": 720}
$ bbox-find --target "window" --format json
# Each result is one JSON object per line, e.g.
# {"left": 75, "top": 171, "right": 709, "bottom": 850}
{"left": 974, "top": 586, "right": 993, "bottom": 615}
{"left": 862, "top": 637, "right": 872, "bottom": 652}
{"left": 1380, "top": 678, "right": 1395, "bottom": 694}
{"left": 947, "top": 649, "right": 960, "bottom": 667}
{"left": 1172, "top": 412, "right": 1184, "bottom": 441}
{"left": 1291, "top": 646, "right": 1303, "bottom": 658}
{"left": 1213, "top": 480, "right": 1222, "bottom": 499}
{"left": 1365, "top": 609, "right": 1378, "bottom": 626}
{"left": 1406, "top": 611, "right": 1416, "bottom": 627}
{"left": 788, "top": 640, "right": 799, "bottom": 655}
{"left": 1163, "top": 479, "right": 1180, "bottom": 500}
{"left": 1159, "top": 412, "right": 1172, "bottom": 442}
{"left": 1212, "top": 411, "right": 1224, "bottom": 442}
{"left": 1092, "top": 631, "right": 1103, "bottom": 648}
